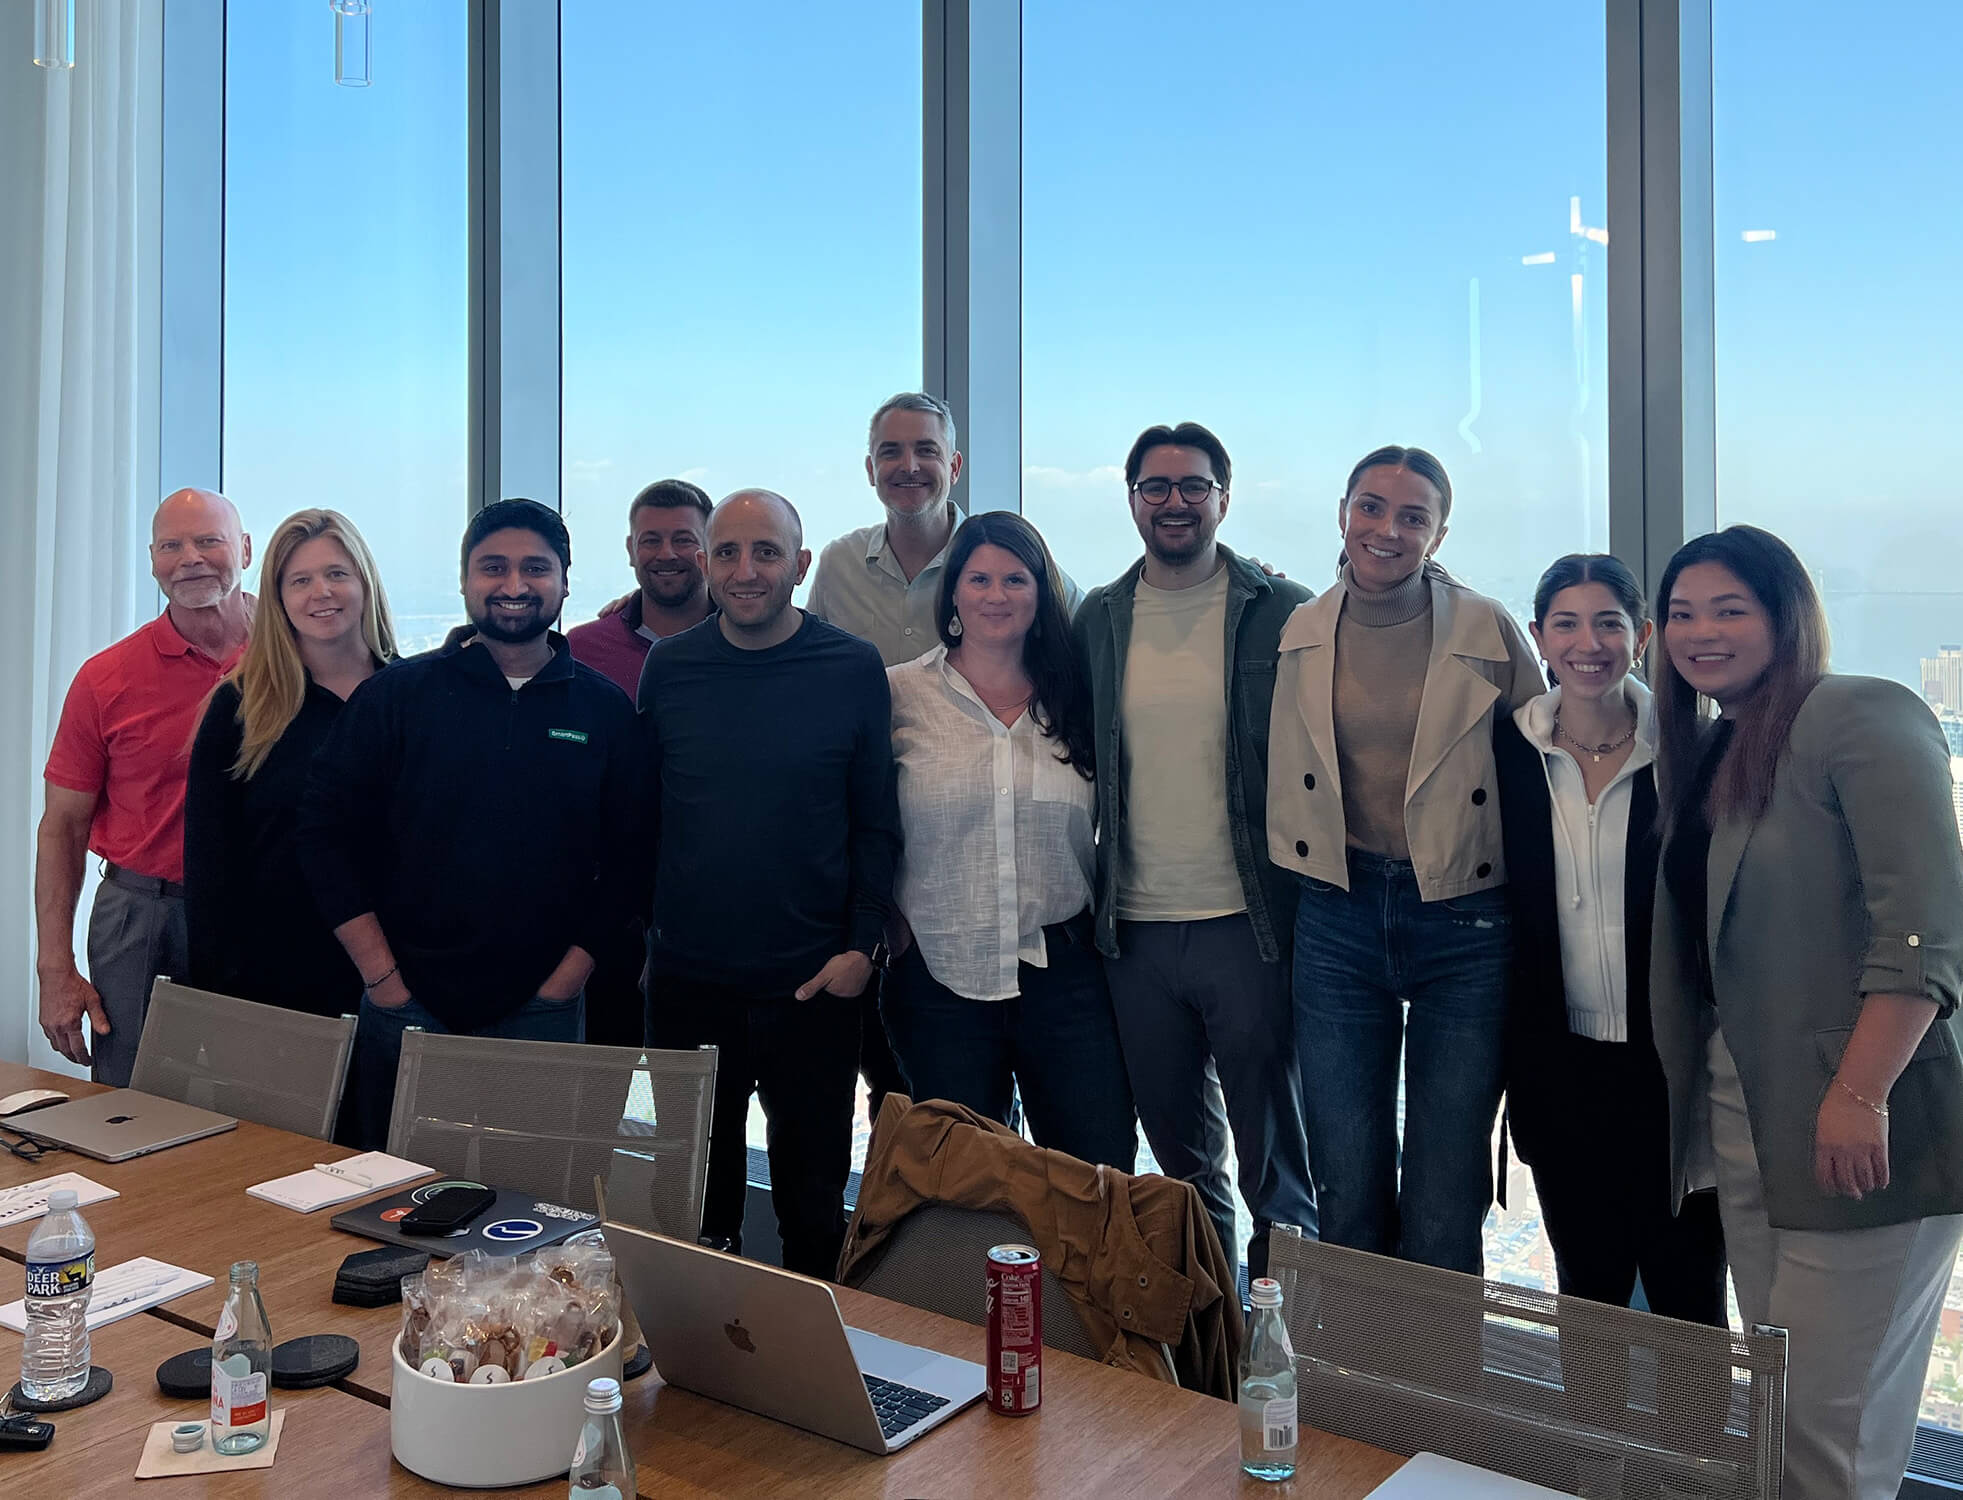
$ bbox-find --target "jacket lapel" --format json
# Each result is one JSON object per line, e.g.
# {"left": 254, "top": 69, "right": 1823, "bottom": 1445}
{"left": 1706, "top": 809, "right": 1758, "bottom": 962}
{"left": 1282, "top": 588, "right": 1342, "bottom": 796}
{"left": 1405, "top": 578, "right": 1504, "bottom": 799}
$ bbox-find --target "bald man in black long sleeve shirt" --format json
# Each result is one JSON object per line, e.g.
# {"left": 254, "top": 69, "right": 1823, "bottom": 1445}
{"left": 640, "top": 491, "right": 900, "bottom": 1279}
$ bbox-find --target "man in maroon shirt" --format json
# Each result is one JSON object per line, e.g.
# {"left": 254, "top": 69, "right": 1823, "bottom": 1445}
{"left": 566, "top": 479, "right": 714, "bottom": 696}
{"left": 566, "top": 478, "right": 713, "bottom": 1046}
{"left": 37, "top": 489, "right": 253, "bottom": 1084}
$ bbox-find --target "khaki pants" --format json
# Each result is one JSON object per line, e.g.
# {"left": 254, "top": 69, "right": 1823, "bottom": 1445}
{"left": 1707, "top": 1029, "right": 1962, "bottom": 1500}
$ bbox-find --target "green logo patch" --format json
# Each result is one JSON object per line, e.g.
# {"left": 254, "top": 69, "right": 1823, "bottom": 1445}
{"left": 547, "top": 728, "right": 589, "bottom": 744}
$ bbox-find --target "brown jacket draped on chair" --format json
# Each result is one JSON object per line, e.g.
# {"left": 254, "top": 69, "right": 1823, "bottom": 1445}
{"left": 838, "top": 1094, "right": 1245, "bottom": 1399}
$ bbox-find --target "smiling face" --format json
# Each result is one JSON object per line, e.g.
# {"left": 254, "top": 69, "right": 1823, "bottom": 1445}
{"left": 1663, "top": 561, "right": 1776, "bottom": 708}
{"left": 628, "top": 502, "right": 708, "bottom": 608}
{"left": 1128, "top": 443, "right": 1228, "bottom": 566}
{"left": 151, "top": 489, "right": 251, "bottom": 610}
{"left": 951, "top": 541, "right": 1040, "bottom": 652}
{"left": 280, "top": 536, "right": 366, "bottom": 649}
{"left": 1532, "top": 580, "right": 1652, "bottom": 704}
{"left": 462, "top": 526, "right": 568, "bottom": 645}
{"left": 866, "top": 407, "right": 962, "bottom": 519}
{"left": 704, "top": 494, "right": 809, "bottom": 635}
{"left": 1339, "top": 465, "right": 1447, "bottom": 592}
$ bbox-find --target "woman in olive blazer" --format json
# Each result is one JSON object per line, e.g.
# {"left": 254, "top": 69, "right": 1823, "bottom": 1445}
{"left": 1651, "top": 525, "right": 1963, "bottom": 1500}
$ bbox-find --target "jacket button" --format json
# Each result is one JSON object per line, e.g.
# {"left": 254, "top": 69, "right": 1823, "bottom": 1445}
{"left": 1471, "top": 787, "right": 1487, "bottom": 806}
{"left": 1303, "top": 773, "right": 1315, "bottom": 790}
{"left": 1476, "top": 862, "right": 1492, "bottom": 878}
{"left": 1295, "top": 841, "right": 1308, "bottom": 858}
{"left": 1909, "top": 934, "right": 1922, "bottom": 948}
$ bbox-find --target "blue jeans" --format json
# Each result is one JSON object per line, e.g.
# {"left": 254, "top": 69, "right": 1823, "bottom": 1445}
{"left": 880, "top": 918, "right": 1138, "bottom": 1172}
{"left": 1294, "top": 852, "right": 1509, "bottom": 1273}
{"left": 351, "top": 990, "right": 585, "bottom": 1150}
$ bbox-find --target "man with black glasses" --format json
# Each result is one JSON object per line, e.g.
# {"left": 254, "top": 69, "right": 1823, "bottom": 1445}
{"left": 1073, "top": 422, "right": 1317, "bottom": 1276}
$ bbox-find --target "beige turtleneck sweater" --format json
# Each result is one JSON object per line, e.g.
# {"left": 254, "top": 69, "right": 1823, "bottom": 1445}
{"left": 1333, "top": 565, "right": 1433, "bottom": 859}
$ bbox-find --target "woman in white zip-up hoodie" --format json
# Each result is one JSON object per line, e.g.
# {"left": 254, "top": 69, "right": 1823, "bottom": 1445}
{"left": 1492, "top": 554, "right": 1726, "bottom": 1325}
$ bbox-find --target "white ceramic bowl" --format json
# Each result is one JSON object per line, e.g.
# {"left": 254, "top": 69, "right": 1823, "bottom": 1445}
{"left": 389, "top": 1325, "right": 625, "bottom": 1489}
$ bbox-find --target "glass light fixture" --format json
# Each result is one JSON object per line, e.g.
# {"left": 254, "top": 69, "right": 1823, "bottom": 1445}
{"left": 35, "top": 0, "right": 75, "bottom": 70}
{"left": 332, "top": 0, "right": 372, "bottom": 88}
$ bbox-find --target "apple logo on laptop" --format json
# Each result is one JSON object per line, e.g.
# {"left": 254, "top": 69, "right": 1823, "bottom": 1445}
{"left": 724, "top": 1319, "right": 756, "bottom": 1355}
{"left": 105, "top": 1115, "right": 135, "bottom": 1125}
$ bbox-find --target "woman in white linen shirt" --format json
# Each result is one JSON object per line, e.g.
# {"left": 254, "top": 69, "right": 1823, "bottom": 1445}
{"left": 883, "top": 512, "right": 1138, "bottom": 1168}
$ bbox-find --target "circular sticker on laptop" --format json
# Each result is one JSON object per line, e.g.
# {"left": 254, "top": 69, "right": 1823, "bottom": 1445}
{"left": 380, "top": 1206, "right": 414, "bottom": 1223}
{"left": 482, "top": 1218, "right": 544, "bottom": 1243}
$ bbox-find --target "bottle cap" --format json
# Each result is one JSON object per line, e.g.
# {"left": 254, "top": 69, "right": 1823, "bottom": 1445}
{"left": 45, "top": 1189, "right": 77, "bottom": 1213}
{"left": 584, "top": 1376, "right": 623, "bottom": 1413}
{"left": 171, "top": 1423, "right": 206, "bottom": 1453}
{"left": 1250, "top": 1276, "right": 1282, "bottom": 1308}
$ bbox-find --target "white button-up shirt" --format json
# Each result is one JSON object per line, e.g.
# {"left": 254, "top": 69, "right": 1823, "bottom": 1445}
{"left": 888, "top": 645, "right": 1095, "bottom": 1000}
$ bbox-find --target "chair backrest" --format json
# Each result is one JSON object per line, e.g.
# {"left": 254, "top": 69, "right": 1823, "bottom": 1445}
{"left": 843, "top": 1202, "right": 1103, "bottom": 1361}
{"left": 386, "top": 1031, "right": 716, "bottom": 1240}
{"left": 1266, "top": 1228, "right": 1786, "bottom": 1500}
{"left": 131, "top": 978, "right": 357, "bottom": 1140}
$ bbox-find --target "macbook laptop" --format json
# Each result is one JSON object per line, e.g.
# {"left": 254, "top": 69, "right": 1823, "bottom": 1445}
{"left": 1366, "top": 1452, "right": 1582, "bottom": 1498}
{"left": 607, "top": 1222, "right": 985, "bottom": 1455}
{"left": 9, "top": 1089, "right": 236, "bottom": 1162}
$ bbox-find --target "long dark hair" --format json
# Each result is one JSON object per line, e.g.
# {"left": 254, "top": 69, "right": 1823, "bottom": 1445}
{"left": 1652, "top": 525, "right": 1829, "bottom": 821}
{"left": 1532, "top": 553, "right": 1647, "bottom": 690}
{"left": 1338, "top": 444, "right": 1455, "bottom": 581}
{"left": 936, "top": 512, "right": 1094, "bottom": 779}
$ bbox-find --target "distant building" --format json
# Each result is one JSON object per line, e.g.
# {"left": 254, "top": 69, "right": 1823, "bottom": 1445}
{"left": 1925, "top": 647, "right": 1963, "bottom": 713}
{"left": 1941, "top": 712, "right": 1963, "bottom": 758}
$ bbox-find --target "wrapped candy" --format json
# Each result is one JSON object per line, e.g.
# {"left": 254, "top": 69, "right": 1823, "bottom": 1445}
{"left": 408, "top": 1239, "right": 623, "bottom": 1383}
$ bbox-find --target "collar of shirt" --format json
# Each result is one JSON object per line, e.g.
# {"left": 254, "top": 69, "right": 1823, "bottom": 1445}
{"left": 147, "top": 607, "right": 244, "bottom": 667}
{"left": 866, "top": 522, "right": 953, "bottom": 586}
{"left": 927, "top": 645, "right": 1029, "bottom": 731}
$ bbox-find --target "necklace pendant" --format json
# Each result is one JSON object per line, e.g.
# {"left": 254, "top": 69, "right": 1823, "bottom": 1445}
{"left": 1591, "top": 751, "right": 1601, "bottom": 763}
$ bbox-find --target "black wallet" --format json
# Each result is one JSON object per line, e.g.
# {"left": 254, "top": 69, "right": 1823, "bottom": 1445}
{"left": 332, "top": 1244, "right": 432, "bottom": 1307}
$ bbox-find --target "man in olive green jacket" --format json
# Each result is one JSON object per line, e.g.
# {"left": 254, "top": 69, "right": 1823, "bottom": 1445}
{"left": 1071, "top": 420, "right": 1316, "bottom": 1277}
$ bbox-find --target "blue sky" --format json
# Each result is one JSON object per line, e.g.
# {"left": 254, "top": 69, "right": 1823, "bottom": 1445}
{"left": 219, "top": 1, "right": 1963, "bottom": 684}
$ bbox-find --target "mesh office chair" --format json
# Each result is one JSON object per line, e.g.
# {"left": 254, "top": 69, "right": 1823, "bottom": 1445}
{"left": 842, "top": 1202, "right": 1103, "bottom": 1360}
{"left": 386, "top": 1032, "right": 716, "bottom": 1240}
{"left": 130, "top": 977, "right": 357, "bottom": 1140}
{"left": 1267, "top": 1228, "right": 1786, "bottom": 1500}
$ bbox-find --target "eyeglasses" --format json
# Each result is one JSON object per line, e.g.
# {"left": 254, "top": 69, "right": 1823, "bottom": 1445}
{"left": 1130, "top": 476, "right": 1223, "bottom": 505}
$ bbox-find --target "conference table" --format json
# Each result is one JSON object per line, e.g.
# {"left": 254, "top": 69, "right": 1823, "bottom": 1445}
{"left": 0, "top": 1062, "right": 1407, "bottom": 1496}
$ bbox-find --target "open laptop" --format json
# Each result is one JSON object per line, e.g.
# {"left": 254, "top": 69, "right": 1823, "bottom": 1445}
{"left": 606, "top": 1222, "right": 985, "bottom": 1455}
{"left": 1366, "top": 1453, "right": 1581, "bottom": 1498}
{"left": 8, "top": 1089, "right": 236, "bottom": 1162}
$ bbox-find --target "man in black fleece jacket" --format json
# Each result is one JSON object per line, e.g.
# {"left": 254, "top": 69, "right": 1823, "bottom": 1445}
{"left": 301, "top": 500, "right": 640, "bottom": 1148}
{"left": 640, "top": 489, "right": 900, "bottom": 1280}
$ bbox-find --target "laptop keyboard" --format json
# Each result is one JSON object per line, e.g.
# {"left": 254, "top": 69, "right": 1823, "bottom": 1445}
{"left": 862, "top": 1373, "right": 950, "bottom": 1439}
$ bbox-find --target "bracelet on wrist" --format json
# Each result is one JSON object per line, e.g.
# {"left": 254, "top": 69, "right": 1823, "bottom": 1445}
{"left": 1836, "top": 1077, "right": 1890, "bottom": 1118}
{"left": 363, "top": 963, "right": 399, "bottom": 991}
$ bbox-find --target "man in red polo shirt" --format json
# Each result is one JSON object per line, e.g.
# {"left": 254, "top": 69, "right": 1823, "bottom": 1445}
{"left": 36, "top": 488, "right": 253, "bottom": 1085}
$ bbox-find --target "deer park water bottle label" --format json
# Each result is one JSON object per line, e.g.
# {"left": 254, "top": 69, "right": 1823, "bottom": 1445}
{"left": 24, "top": 1253, "right": 92, "bottom": 1299}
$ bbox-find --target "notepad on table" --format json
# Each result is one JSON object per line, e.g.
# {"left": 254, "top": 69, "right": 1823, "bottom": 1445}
{"left": 0, "top": 1172, "right": 118, "bottom": 1228}
{"left": 0, "top": 1256, "right": 211, "bottom": 1332}
{"left": 246, "top": 1151, "right": 433, "bottom": 1213}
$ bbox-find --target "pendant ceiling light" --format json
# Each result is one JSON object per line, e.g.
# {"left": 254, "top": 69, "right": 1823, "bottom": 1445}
{"left": 35, "top": 0, "right": 75, "bottom": 70}
{"left": 332, "top": 0, "right": 372, "bottom": 88}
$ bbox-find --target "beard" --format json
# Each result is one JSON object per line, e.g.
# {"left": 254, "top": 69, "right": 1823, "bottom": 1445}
{"left": 640, "top": 567, "right": 704, "bottom": 608}
{"left": 165, "top": 575, "right": 233, "bottom": 609}
{"left": 1143, "top": 513, "right": 1216, "bottom": 566}
{"left": 470, "top": 597, "right": 559, "bottom": 644}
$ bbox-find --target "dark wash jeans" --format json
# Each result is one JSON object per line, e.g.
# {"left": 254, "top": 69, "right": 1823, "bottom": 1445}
{"left": 351, "top": 989, "right": 585, "bottom": 1151}
{"left": 646, "top": 975, "right": 860, "bottom": 1282}
{"left": 1294, "top": 851, "right": 1510, "bottom": 1273}
{"left": 880, "top": 915, "right": 1138, "bottom": 1172}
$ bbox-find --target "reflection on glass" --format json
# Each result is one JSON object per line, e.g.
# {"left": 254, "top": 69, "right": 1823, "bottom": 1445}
{"left": 223, "top": 3, "right": 466, "bottom": 653}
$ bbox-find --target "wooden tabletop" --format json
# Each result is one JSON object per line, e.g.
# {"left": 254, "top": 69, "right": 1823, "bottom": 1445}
{"left": 0, "top": 1061, "right": 1406, "bottom": 1497}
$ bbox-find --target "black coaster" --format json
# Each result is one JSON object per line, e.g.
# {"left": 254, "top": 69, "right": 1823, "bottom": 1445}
{"left": 156, "top": 1348, "right": 211, "bottom": 1399}
{"left": 8, "top": 1365, "right": 112, "bottom": 1411}
{"left": 622, "top": 1343, "right": 653, "bottom": 1382}
{"left": 272, "top": 1334, "right": 360, "bottom": 1389}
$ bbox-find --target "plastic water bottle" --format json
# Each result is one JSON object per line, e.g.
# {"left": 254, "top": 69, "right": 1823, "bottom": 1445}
{"left": 211, "top": 1261, "right": 273, "bottom": 1455}
{"left": 568, "top": 1376, "right": 634, "bottom": 1497}
{"left": 1239, "top": 1276, "right": 1299, "bottom": 1482}
{"left": 21, "top": 1188, "right": 95, "bottom": 1402}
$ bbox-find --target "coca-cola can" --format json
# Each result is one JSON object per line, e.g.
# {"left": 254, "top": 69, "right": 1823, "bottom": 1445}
{"left": 985, "top": 1243, "right": 1042, "bottom": 1415}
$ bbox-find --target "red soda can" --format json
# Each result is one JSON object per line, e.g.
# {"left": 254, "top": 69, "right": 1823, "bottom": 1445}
{"left": 985, "top": 1243, "right": 1042, "bottom": 1415}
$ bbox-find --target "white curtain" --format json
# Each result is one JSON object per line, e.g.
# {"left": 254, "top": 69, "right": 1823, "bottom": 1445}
{"left": 0, "top": 1, "right": 164, "bottom": 1069}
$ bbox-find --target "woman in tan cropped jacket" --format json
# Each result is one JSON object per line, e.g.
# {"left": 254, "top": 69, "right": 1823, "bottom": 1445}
{"left": 1267, "top": 445, "right": 1542, "bottom": 1274}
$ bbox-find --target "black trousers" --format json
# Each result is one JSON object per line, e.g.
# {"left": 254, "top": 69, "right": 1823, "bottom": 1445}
{"left": 1523, "top": 1033, "right": 1728, "bottom": 1328}
{"left": 880, "top": 916, "right": 1138, "bottom": 1171}
{"left": 647, "top": 971, "right": 859, "bottom": 1281}
{"left": 582, "top": 916, "right": 649, "bottom": 1051}
{"left": 859, "top": 980, "right": 908, "bottom": 1132}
